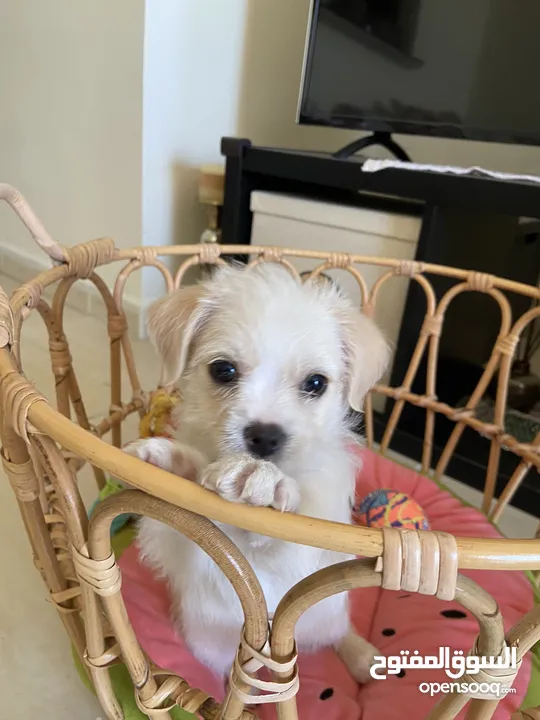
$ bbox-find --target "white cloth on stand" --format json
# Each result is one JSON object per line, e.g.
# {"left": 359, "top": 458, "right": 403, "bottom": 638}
{"left": 361, "top": 158, "right": 540, "bottom": 186}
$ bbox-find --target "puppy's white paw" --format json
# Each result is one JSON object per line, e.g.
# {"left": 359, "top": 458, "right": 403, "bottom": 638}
{"left": 200, "top": 453, "right": 300, "bottom": 512}
{"left": 337, "top": 632, "right": 380, "bottom": 685}
{"left": 241, "top": 462, "right": 300, "bottom": 512}
{"left": 124, "top": 437, "right": 175, "bottom": 470}
{"left": 123, "top": 438, "right": 204, "bottom": 481}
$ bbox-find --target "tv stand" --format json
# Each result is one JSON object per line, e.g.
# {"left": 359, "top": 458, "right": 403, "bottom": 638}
{"left": 333, "top": 131, "right": 412, "bottom": 161}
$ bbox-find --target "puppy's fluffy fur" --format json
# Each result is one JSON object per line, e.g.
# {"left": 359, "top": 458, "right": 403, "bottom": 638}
{"left": 126, "top": 263, "right": 389, "bottom": 681}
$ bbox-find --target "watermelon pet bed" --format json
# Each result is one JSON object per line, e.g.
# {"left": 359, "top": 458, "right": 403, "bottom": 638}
{"left": 100, "top": 449, "right": 538, "bottom": 720}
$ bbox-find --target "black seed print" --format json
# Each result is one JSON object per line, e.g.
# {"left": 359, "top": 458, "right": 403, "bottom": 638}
{"left": 320, "top": 688, "right": 334, "bottom": 700}
{"left": 440, "top": 609, "right": 467, "bottom": 619}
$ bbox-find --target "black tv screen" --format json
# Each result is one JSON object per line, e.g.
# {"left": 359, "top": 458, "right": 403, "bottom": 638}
{"left": 298, "top": 0, "right": 540, "bottom": 146}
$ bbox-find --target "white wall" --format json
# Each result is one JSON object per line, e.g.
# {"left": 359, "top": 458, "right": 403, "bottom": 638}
{"left": 0, "top": 0, "right": 248, "bottom": 310}
{"left": 0, "top": 0, "right": 145, "bottom": 298}
{"left": 141, "top": 0, "right": 247, "bottom": 304}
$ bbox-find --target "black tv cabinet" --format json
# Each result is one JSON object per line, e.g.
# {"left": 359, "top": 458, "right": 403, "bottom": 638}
{"left": 220, "top": 137, "right": 540, "bottom": 517}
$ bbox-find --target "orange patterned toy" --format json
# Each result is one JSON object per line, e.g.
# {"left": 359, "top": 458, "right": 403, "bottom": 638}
{"left": 355, "top": 488, "right": 430, "bottom": 530}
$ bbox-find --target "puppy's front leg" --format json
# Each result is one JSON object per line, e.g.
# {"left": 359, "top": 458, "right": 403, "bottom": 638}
{"left": 201, "top": 453, "right": 300, "bottom": 512}
{"left": 336, "top": 628, "right": 379, "bottom": 684}
{"left": 123, "top": 437, "right": 206, "bottom": 482}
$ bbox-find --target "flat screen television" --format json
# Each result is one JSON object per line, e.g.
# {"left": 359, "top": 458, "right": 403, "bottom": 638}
{"left": 298, "top": 0, "right": 540, "bottom": 147}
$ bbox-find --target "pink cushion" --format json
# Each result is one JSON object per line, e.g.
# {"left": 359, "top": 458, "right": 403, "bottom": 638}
{"left": 119, "top": 449, "right": 533, "bottom": 718}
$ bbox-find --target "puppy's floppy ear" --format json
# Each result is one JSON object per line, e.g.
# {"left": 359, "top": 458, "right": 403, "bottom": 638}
{"left": 146, "top": 284, "right": 209, "bottom": 386}
{"left": 341, "top": 310, "right": 390, "bottom": 412}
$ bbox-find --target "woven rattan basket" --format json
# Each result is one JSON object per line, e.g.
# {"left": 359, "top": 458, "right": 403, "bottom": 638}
{"left": 1, "top": 183, "right": 540, "bottom": 720}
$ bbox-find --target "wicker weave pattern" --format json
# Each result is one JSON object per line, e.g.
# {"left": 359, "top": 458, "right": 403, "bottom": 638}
{"left": 1, "top": 183, "right": 540, "bottom": 719}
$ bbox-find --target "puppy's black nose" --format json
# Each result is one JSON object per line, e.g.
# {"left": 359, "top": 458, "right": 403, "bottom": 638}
{"left": 243, "top": 423, "right": 287, "bottom": 459}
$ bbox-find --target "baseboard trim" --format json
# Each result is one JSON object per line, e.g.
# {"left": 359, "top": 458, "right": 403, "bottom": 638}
{"left": 0, "top": 242, "right": 144, "bottom": 340}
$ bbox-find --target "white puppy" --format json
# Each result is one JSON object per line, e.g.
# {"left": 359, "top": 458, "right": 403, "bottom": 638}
{"left": 126, "top": 263, "right": 389, "bottom": 683}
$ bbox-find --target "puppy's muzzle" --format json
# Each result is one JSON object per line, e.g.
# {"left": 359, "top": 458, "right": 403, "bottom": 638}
{"left": 243, "top": 422, "right": 287, "bottom": 459}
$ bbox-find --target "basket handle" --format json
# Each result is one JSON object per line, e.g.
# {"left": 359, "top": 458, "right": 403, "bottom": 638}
{"left": 0, "top": 183, "right": 69, "bottom": 264}
{"left": 0, "top": 283, "right": 13, "bottom": 348}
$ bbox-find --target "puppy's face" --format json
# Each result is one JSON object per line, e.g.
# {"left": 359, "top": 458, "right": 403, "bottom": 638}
{"left": 147, "top": 264, "right": 388, "bottom": 467}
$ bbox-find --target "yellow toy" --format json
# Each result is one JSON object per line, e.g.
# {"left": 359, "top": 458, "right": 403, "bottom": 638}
{"left": 138, "top": 388, "right": 179, "bottom": 439}
{"left": 90, "top": 389, "right": 180, "bottom": 534}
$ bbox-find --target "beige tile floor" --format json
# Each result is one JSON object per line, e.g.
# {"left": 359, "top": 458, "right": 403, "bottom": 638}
{"left": 0, "top": 271, "right": 537, "bottom": 719}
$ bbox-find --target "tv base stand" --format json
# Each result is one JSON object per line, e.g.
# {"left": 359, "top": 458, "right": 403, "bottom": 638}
{"left": 333, "top": 131, "right": 412, "bottom": 161}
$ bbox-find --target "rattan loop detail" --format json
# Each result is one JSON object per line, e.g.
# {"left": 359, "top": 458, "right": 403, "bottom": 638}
{"left": 133, "top": 692, "right": 175, "bottom": 716}
{"left": 1, "top": 451, "right": 39, "bottom": 501}
{"left": 198, "top": 242, "right": 222, "bottom": 264}
{"left": 50, "top": 600, "right": 79, "bottom": 615}
{"left": 71, "top": 544, "right": 122, "bottom": 597}
{"left": 19, "top": 281, "right": 44, "bottom": 310}
{"left": 479, "top": 423, "right": 503, "bottom": 440}
{"left": 468, "top": 272, "right": 495, "bottom": 292}
{"left": 399, "top": 529, "right": 422, "bottom": 592}
{"left": 0, "top": 373, "right": 47, "bottom": 442}
{"left": 421, "top": 315, "right": 443, "bottom": 337}
{"left": 377, "top": 528, "right": 458, "bottom": 600}
{"left": 66, "top": 237, "right": 115, "bottom": 278}
{"left": 451, "top": 407, "right": 475, "bottom": 422}
{"left": 378, "top": 527, "right": 402, "bottom": 591}
{"left": 417, "top": 531, "right": 441, "bottom": 595}
{"left": 107, "top": 314, "right": 128, "bottom": 340}
{"left": 327, "top": 252, "right": 351, "bottom": 269}
{"left": 436, "top": 532, "right": 459, "bottom": 601}
{"left": 259, "top": 247, "right": 284, "bottom": 262}
{"left": 50, "top": 586, "right": 82, "bottom": 614}
{"left": 495, "top": 333, "right": 520, "bottom": 357}
{"left": 229, "top": 630, "right": 300, "bottom": 705}
{"left": 251, "top": 250, "right": 303, "bottom": 284}
{"left": 135, "top": 247, "right": 157, "bottom": 264}
{"left": 49, "top": 340, "right": 72, "bottom": 377}
{"left": 461, "top": 640, "right": 521, "bottom": 699}
{"left": 416, "top": 394, "right": 438, "bottom": 408}
{"left": 50, "top": 586, "right": 81, "bottom": 604}
{"left": 396, "top": 259, "right": 425, "bottom": 277}
{"left": 134, "top": 670, "right": 210, "bottom": 716}
{"left": 83, "top": 644, "right": 122, "bottom": 669}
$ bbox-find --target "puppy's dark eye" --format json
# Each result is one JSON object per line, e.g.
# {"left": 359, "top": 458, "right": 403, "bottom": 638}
{"left": 209, "top": 360, "right": 238, "bottom": 385}
{"left": 301, "top": 373, "right": 328, "bottom": 398}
